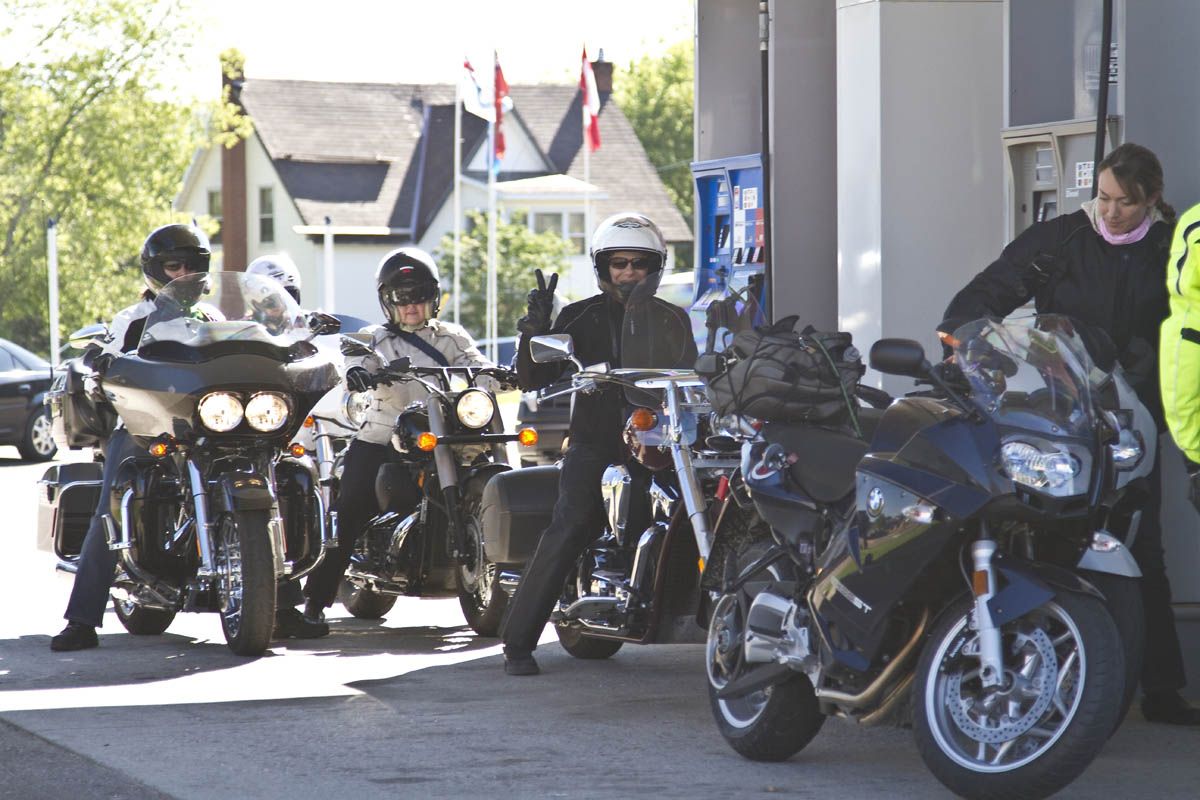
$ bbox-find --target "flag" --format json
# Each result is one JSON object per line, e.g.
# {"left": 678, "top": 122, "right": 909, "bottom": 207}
{"left": 460, "top": 57, "right": 493, "bottom": 121}
{"left": 493, "top": 51, "right": 511, "bottom": 166}
{"left": 580, "top": 46, "right": 601, "bottom": 151}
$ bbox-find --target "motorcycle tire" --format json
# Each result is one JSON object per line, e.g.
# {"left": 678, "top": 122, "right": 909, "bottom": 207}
{"left": 338, "top": 580, "right": 397, "bottom": 619}
{"left": 1080, "top": 570, "right": 1143, "bottom": 732}
{"left": 455, "top": 490, "right": 507, "bottom": 637}
{"left": 112, "top": 596, "right": 176, "bottom": 635}
{"left": 215, "top": 509, "right": 276, "bottom": 657}
{"left": 913, "top": 591, "right": 1123, "bottom": 800}
{"left": 555, "top": 623, "right": 623, "bottom": 659}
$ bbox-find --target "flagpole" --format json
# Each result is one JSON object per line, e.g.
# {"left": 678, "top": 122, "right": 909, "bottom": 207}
{"left": 453, "top": 73, "right": 462, "bottom": 326}
{"left": 487, "top": 122, "right": 498, "bottom": 363}
{"left": 583, "top": 100, "right": 591, "bottom": 250}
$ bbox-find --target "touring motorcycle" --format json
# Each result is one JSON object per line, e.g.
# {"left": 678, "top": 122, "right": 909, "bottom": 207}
{"left": 332, "top": 335, "right": 535, "bottom": 637}
{"left": 40, "top": 272, "right": 340, "bottom": 656}
{"left": 703, "top": 314, "right": 1152, "bottom": 799}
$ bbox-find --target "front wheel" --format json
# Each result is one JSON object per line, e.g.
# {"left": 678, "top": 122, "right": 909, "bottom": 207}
{"left": 913, "top": 591, "right": 1123, "bottom": 800}
{"left": 456, "top": 490, "right": 507, "bottom": 637}
{"left": 1081, "top": 570, "right": 1143, "bottom": 731}
{"left": 214, "top": 509, "right": 276, "bottom": 656}
{"left": 112, "top": 596, "right": 176, "bottom": 635}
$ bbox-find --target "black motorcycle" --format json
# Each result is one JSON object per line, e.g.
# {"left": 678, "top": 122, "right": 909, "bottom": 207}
{"left": 704, "top": 315, "right": 1152, "bottom": 800}
{"left": 43, "top": 273, "right": 340, "bottom": 656}
{"left": 333, "top": 336, "right": 533, "bottom": 637}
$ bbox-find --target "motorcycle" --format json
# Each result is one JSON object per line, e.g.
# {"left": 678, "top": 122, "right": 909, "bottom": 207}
{"left": 703, "top": 314, "right": 1152, "bottom": 800}
{"left": 331, "top": 335, "right": 534, "bottom": 637}
{"left": 41, "top": 272, "right": 341, "bottom": 656}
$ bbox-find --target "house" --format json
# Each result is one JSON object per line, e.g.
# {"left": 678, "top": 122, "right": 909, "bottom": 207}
{"left": 174, "top": 59, "right": 691, "bottom": 326}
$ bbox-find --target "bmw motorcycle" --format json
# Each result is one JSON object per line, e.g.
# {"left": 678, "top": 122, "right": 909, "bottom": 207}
{"left": 704, "top": 314, "right": 1152, "bottom": 800}
{"left": 332, "top": 335, "right": 533, "bottom": 637}
{"left": 42, "top": 273, "right": 340, "bottom": 656}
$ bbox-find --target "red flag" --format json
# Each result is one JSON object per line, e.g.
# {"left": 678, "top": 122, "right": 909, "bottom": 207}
{"left": 580, "top": 46, "right": 601, "bottom": 151}
{"left": 494, "top": 52, "right": 510, "bottom": 164}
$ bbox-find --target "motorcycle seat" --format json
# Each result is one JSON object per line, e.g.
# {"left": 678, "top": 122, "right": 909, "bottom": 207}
{"left": 763, "top": 422, "right": 870, "bottom": 504}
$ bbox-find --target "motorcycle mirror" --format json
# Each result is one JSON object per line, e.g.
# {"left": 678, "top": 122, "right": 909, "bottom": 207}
{"left": 339, "top": 332, "right": 375, "bottom": 357}
{"left": 69, "top": 323, "right": 110, "bottom": 350}
{"left": 530, "top": 333, "right": 575, "bottom": 363}
{"left": 307, "top": 311, "right": 341, "bottom": 336}
{"left": 870, "top": 338, "right": 929, "bottom": 378}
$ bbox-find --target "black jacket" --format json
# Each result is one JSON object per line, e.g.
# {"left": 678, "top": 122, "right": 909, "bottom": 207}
{"left": 943, "top": 209, "right": 1171, "bottom": 422}
{"left": 517, "top": 292, "right": 697, "bottom": 453}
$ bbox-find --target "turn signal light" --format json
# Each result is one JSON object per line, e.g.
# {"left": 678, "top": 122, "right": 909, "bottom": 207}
{"left": 517, "top": 428, "right": 538, "bottom": 447}
{"left": 289, "top": 443, "right": 307, "bottom": 457}
{"left": 417, "top": 432, "right": 438, "bottom": 451}
{"left": 303, "top": 415, "right": 314, "bottom": 428}
{"left": 630, "top": 408, "right": 657, "bottom": 431}
{"left": 149, "top": 442, "right": 169, "bottom": 457}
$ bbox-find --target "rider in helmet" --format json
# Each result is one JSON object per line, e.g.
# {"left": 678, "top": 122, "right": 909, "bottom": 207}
{"left": 246, "top": 253, "right": 302, "bottom": 305}
{"left": 50, "top": 223, "right": 211, "bottom": 651}
{"left": 300, "top": 246, "right": 494, "bottom": 626}
{"left": 500, "top": 212, "right": 696, "bottom": 676}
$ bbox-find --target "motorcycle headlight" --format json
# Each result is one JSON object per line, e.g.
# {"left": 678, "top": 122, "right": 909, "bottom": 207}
{"left": 245, "top": 392, "right": 289, "bottom": 432}
{"left": 455, "top": 389, "right": 495, "bottom": 429}
{"left": 198, "top": 392, "right": 244, "bottom": 432}
{"left": 1000, "top": 440, "right": 1082, "bottom": 496}
{"left": 342, "top": 390, "right": 370, "bottom": 428}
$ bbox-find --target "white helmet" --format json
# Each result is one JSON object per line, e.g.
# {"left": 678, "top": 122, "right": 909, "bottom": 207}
{"left": 589, "top": 212, "right": 667, "bottom": 300}
{"left": 247, "top": 254, "right": 302, "bottom": 304}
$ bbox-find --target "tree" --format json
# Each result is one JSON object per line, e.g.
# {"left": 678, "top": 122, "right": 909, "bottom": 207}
{"left": 0, "top": 0, "right": 248, "bottom": 355}
{"left": 434, "top": 209, "right": 575, "bottom": 342}
{"left": 615, "top": 39, "right": 694, "bottom": 264}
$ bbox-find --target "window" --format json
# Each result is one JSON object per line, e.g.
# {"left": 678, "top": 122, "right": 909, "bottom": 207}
{"left": 259, "top": 187, "right": 274, "bottom": 244}
{"left": 207, "top": 190, "right": 223, "bottom": 246}
{"left": 0, "top": 348, "right": 14, "bottom": 371}
{"left": 531, "top": 211, "right": 587, "bottom": 254}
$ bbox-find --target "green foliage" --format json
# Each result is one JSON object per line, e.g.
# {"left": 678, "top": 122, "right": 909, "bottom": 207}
{"left": 615, "top": 39, "right": 694, "bottom": 261}
{"left": 0, "top": 0, "right": 249, "bottom": 356}
{"left": 434, "top": 209, "right": 574, "bottom": 341}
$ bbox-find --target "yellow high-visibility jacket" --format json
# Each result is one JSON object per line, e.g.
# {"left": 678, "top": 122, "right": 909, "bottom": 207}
{"left": 1161, "top": 203, "right": 1200, "bottom": 463}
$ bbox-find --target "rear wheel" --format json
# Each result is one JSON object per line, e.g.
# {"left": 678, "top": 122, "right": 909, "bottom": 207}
{"left": 112, "top": 596, "right": 176, "bottom": 635}
{"left": 214, "top": 509, "right": 276, "bottom": 656}
{"left": 18, "top": 408, "right": 56, "bottom": 461}
{"left": 555, "top": 623, "right": 623, "bottom": 659}
{"left": 338, "top": 580, "right": 397, "bottom": 619}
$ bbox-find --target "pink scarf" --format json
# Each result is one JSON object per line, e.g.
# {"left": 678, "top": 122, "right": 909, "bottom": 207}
{"left": 1082, "top": 198, "right": 1157, "bottom": 245}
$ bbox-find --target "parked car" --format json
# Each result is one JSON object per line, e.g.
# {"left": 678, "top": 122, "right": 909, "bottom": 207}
{"left": 0, "top": 337, "right": 56, "bottom": 461}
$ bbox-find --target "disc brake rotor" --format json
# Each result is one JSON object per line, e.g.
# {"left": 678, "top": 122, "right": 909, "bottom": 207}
{"left": 946, "top": 626, "right": 1058, "bottom": 743}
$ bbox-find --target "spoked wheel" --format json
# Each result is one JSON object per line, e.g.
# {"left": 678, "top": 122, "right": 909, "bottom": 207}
{"left": 705, "top": 537, "right": 824, "bottom": 762}
{"left": 913, "top": 592, "right": 1123, "bottom": 800}
{"left": 214, "top": 509, "right": 276, "bottom": 656}
{"left": 112, "top": 595, "right": 176, "bottom": 635}
{"left": 455, "top": 493, "right": 507, "bottom": 637}
{"left": 338, "top": 580, "right": 397, "bottom": 619}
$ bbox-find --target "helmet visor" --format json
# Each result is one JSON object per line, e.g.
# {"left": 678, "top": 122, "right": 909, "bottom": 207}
{"left": 382, "top": 283, "right": 437, "bottom": 308}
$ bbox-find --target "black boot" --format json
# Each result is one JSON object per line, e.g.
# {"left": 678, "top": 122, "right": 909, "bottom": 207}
{"left": 274, "top": 607, "right": 329, "bottom": 639}
{"left": 503, "top": 648, "right": 540, "bottom": 676}
{"left": 50, "top": 621, "right": 98, "bottom": 652}
{"left": 1141, "top": 690, "right": 1200, "bottom": 725}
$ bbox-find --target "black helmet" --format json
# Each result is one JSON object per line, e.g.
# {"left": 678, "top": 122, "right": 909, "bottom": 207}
{"left": 140, "top": 223, "right": 211, "bottom": 294}
{"left": 376, "top": 246, "right": 440, "bottom": 326}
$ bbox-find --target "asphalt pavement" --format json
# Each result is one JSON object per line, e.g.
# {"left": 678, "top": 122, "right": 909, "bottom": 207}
{"left": 2, "top": 447, "right": 1199, "bottom": 799}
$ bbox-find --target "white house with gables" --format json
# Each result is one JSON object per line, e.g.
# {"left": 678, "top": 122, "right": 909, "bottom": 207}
{"left": 174, "top": 59, "right": 690, "bottom": 326}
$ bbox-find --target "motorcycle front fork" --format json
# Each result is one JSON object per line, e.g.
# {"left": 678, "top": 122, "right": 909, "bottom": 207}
{"left": 969, "top": 531, "right": 1005, "bottom": 688}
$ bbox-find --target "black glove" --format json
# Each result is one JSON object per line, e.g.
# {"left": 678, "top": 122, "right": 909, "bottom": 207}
{"left": 91, "top": 352, "right": 115, "bottom": 376}
{"left": 345, "top": 367, "right": 376, "bottom": 393}
{"left": 516, "top": 268, "right": 558, "bottom": 336}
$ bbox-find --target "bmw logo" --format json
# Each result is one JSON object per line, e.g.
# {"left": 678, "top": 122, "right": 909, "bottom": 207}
{"left": 867, "top": 486, "right": 885, "bottom": 517}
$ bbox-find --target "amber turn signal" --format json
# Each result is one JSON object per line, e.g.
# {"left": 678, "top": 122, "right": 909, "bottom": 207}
{"left": 629, "top": 408, "right": 657, "bottom": 431}
{"left": 148, "top": 442, "right": 169, "bottom": 457}
{"left": 517, "top": 428, "right": 538, "bottom": 446}
{"left": 303, "top": 415, "right": 315, "bottom": 428}
{"left": 417, "top": 432, "right": 438, "bottom": 451}
{"left": 289, "top": 443, "right": 307, "bottom": 457}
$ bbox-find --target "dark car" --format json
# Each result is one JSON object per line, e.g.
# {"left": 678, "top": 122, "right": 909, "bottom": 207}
{"left": 0, "top": 337, "right": 57, "bottom": 461}
{"left": 515, "top": 390, "right": 569, "bottom": 466}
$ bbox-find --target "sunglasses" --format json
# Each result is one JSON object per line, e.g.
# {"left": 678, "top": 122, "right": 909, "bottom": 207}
{"left": 384, "top": 286, "right": 434, "bottom": 306}
{"left": 608, "top": 256, "right": 651, "bottom": 271}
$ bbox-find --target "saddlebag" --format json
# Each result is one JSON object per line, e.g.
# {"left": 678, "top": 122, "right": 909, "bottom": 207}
{"left": 47, "top": 359, "right": 116, "bottom": 450}
{"left": 480, "top": 465, "right": 559, "bottom": 565}
{"left": 705, "top": 318, "right": 865, "bottom": 423}
{"left": 36, "top": 461, "right": 104, "bottom": 558}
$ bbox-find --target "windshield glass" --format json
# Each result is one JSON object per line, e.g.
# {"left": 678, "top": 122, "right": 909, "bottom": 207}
{"left": 139, "top": 272, "right": 308, "bottom": 352}
{"left": 951, "top": 314, "right": 1095, "bottom": 438}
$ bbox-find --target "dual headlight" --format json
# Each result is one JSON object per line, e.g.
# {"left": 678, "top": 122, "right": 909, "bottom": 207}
{"left": 197, "top": 391, "right": 290, "bottom": 433}
{"left": 455, "top": 389, "right": 495, "bottom": 429}
{"left": 999, "top": 439, "right": 1084, "bottom": 497}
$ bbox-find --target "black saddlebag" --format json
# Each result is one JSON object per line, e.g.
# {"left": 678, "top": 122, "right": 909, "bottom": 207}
{"left": 48, "top": 359, "right": 116, "bottom": 450}
{"left": 36, "top": 461, "right": 104, "bottom": 558}
{"left": 480, "top": 465, "right": 559, "bottom": 565}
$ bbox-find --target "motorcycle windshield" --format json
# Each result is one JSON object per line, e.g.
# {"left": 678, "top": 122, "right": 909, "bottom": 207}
{"left": 950, "top": 314, "right": 1096, "bottom": 438}
{"left": 139, "top": 272, "right": 309, "bottom": 354}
